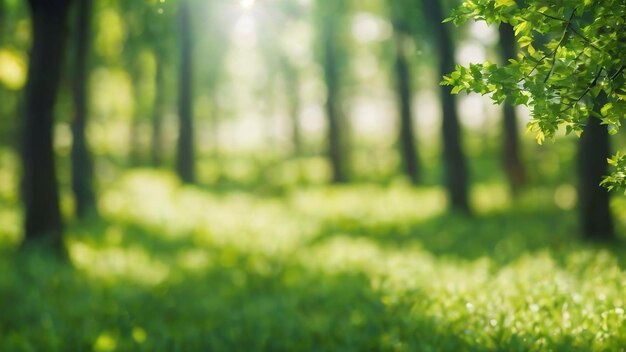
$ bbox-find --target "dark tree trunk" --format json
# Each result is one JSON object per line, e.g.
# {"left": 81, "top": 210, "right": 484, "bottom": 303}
{"left": 322, "top": 22, "right": 349, "bottom": 183}
{"left": 71, "top": 0, "right": 97, "bottom": 218}
{"left": 0, "top": 0, "right": 4, "bottom": 137}
{"left": 421, "top": 0, "right": 470, "bottom": 213}
{"left": 128, "top": 67, "right": 142, "bottom": 166}
{"left": 151, "top": 55, "right": 165, "bottom": 167}
{"left": 176, "top": 0, "right": 195, "bottom": 183}
{"left": 578, "top": 94, "right": 614, "bottom": 241}
{"left": 21, "top": 0, "right": 72, "bottom": 249}
{"left": 0, "top": 0, "right": 4, "bottom": 42}
{"left": 498, "top": 23, "right": 526, "bottom": 196}
{"left": 392, "top": 29, "right": 420, "bottom": 184}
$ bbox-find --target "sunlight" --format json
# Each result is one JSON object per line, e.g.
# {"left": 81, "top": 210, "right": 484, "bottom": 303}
{"left": 0, "top": 50, "right": 26, "bottom": 90}
{"left": 239, "top": 0, "right": 255, "bottom": 10}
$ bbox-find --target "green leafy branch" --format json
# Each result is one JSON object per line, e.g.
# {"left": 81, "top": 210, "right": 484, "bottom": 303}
{"left": 443, "top": 0, "right": 626, "bottom": 188}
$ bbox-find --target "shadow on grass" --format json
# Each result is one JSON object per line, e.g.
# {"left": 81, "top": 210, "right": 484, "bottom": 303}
{"left": 308, "top": 204, "right": 626, "bottom": 270}
{"left": 0, "top": 239, "right": 462, "bottom": 350}
{"left": 0, "top": 235, "right": 602, "bottom": 352}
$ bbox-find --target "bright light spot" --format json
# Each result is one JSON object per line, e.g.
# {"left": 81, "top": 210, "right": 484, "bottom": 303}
{"left": 132, "top": 327, "right": 147, "bottom": 343}
{"left": 233, "top": 14, "right": 257, "bottom": 46}
{"left": 554, "top": 184, "right": 577, "bottom": 210}
{"left": 351, "top": 13, "right": 390, "bottom": 44}
{"left": 177, "top": 249, "right": 212, "bottom": 271}
{"left": 469, "top": 21, "right": 498, "bottom": 45}
{"left": 0, "top": 50, "right": 26, "bottom": 90}
{"left": 459, "top": 95, "right": 488, "bottom": 130}
{"left": 94, "top": 332, "right": 117, "bottom": 352}
{"left": 456, "top": 42, "right": 486, "bottom": 66}
{"left": 240, "top": 0, "right": 255, "bottom": 10}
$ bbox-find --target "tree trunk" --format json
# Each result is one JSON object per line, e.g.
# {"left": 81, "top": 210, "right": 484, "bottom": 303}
{"left": 578, "top": 94, "right": 614, "bottom": 241}
{"left": 322, "top": 21, "right": 349, "bottom": 183}
{"left": 288, "top": 76, "right": 302, "bottom": 158}
{"left": 498, "top": 23, "right": 526, "bottom": 196}
{"left": 151, "top": 55, "right": 165, "bottom": 167}
{"left": 208, "top": 93, "right": 220, "bottom": 156}
{"left": 176, "top": 0, "right": 195, "bottom": 183}
{"left": 282, "top": 60, "right": 302, "bottom": 157}
{"left": 0, "top": 0, "right": 5, "bottom": 42}
{"left": 71, "top": 0, "right": 97, "bottom": 218}
{"left": 421, "top": 0, "right": 470, "bottom": 213}
{"left": 21, "top": 0, "right": 72, "bottom": 249}
{"left": 0, "top": 0, "right": 4, "bottom": 138}
{"left": 392, "top": 29, "right": 420, "bottom": 184}
{"left": 128, "top": 67, "right": 142, "bottom": 166}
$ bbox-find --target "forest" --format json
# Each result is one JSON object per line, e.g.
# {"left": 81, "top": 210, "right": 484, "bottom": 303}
{"left": 1, "top": 0, "right": 626, "bottom": 350}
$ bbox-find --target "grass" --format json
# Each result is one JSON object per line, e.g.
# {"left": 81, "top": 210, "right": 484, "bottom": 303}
{"left": 0, "top": 141, "right": 625, "bottom": 351}
{"left": 1, "top": 167, "right": 625, "bottom": 351}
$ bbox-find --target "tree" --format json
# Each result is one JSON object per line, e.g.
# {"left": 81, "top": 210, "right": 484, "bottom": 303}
{"left": 498, "top": 23, "right": 526, "bottom": 196}
{"left": 314, "top": 0, "right": 351, "bottom": 183}
{"left": 119, "top": 0, "right": 149, "bottom": 166}
{"left": 389, "top": 0, "right": 421, "bottom": 185}
{"left": 70, "top": 0, "right": 97, "bottom": 218}
{"left": 20, "top": 0, "right": 73, "bottom": 250}
{"left": 421, "top": 0, "right": 471, "bottom": 213}
{"left": 143, "top": 2, "right": 176, "bottom": 168}
{"left": 151, "top": 55, "right": 166, "bottom": 167}
{"left": 176, "top": 0, "right": 195, "bottom": 183}
{"left": 578, "top": 93, "right": 614, "bottom": 240}
{"left": 0, "top": 0, "right": 4, "bottom": 41}
{"left": 445, "top": 0, "right": 625, "bottom": 239}
{"left": 194, "top": 0, "right": 230, "bottom": 159}
{"left": 281, "top": 57, "right": 303, "bottom": 157}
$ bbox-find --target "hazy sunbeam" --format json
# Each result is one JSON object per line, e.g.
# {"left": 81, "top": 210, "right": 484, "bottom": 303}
{"left": 240, "top": 0, "right": 255, "bottom": 10}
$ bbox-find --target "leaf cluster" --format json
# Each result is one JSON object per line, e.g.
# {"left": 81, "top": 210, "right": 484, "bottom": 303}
{"left": 443, "top": 0, "right": 626, "bottom": 187}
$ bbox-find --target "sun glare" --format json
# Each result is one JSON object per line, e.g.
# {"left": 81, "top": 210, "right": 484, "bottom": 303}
{"left": 239, "top": 0, "right": 255, "bottom": 10}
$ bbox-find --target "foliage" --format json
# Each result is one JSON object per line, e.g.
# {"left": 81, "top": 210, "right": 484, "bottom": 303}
{"left": 1, "top": 169, "right": 626, "bottom": 350}
{"left": 443, "top": 0, "right": 626, "bottom": 188}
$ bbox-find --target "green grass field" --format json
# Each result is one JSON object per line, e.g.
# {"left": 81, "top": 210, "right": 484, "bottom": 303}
{"left": 1, "top": 162, "right": 626, "bottom": 351}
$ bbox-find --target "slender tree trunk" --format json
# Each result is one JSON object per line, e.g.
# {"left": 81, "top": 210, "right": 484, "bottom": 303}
{"left": 578, "top": 94, "right": 614, "bottom": 241}
{"left": 209, "top": 93, "right": 220, "bottom": 156}
{"left": 0, "top": 0, "right": 6, "bottom": 142}
{"left": 176, "top": 0, "right": 195, "bottom": 183}
{"left": 151, "top": 55, "right": 165, "bottom": 167}
{"left": 21, "top": 0, "right": 72, "bottom": 249}
{"left": 279, "top": 58, "right": 303, "bottom": 157}
{"left": 421, "top": 0, "right": 470, "bottom": 213}
{"left": 322, "top": 21, "right": 349, "bottom": 183}
{"left": 71, "top": 0, "right": 97, "bottom": 218}
{"left": 0, "top": 0, "right": 5, "bottom": 42}
{"left": 128, "top": 67, "right": 143, "bottom": 166}
{"left": 392, "top": 29, "right": 420, "bottom": 184}
{"left": 498, "top": 23, "right": 526, "bottom": 196}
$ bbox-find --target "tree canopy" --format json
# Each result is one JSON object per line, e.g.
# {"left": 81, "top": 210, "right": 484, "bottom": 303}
{"left": 444, "top": 0, "right": 626, "bottom": 190}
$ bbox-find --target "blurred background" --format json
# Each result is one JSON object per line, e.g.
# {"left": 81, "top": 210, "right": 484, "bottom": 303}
{"left": 1, "top": 0, "right": 603, "bottom": 222}
{"left": 1, "top": 0, "right": 626, "bottom": 350}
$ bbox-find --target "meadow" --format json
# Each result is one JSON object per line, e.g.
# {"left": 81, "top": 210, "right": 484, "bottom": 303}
{"left": 1, "top": 146, "right": 625, "bottom": 351}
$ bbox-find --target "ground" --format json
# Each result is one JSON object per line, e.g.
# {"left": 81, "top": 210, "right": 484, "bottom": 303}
{"left": 1, "top": 165, "right": 625, "bottom": 351}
